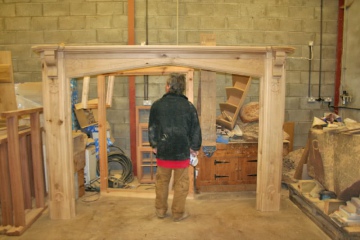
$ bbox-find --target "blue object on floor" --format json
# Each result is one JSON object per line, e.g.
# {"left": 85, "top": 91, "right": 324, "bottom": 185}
{"left": 216, "top": 135, "right": 229, "bottom": 144}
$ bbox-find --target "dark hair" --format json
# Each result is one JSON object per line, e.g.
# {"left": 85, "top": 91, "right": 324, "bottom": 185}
{"left": 167, "top": 73, "right": 186, "bottom": 95}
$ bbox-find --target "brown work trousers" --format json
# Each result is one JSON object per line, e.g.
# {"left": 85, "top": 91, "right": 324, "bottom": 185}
{"left": 155, "top": 166, "right": 189, "bottom": 219}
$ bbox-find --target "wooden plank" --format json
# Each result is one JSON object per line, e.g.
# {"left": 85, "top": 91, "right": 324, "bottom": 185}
{"left": 0, "top": 64, "right": 11, "bottom": 83}
{"left": 30, "top": 110, "right": 45, "bottom": 208}
{"left": 1, "top": 107, "right": 43, "bottom": 118}
{"left": 199, "top": 70, "right": 217, "bottom": 146}
{"left": 0, "top": 51, "right": 17, "bottom": 113}
{"left": 185, "top": 69, "right": 194, "bottom": 103}
{"left": 129, "top": 76, "right": 137, "bottom": 176}
{"left": 0, "top": 142, "right": 13, "bottom": 225}
{"left": 81, "top": 76, "right": 90, "bottom": 109}
{"left": 19, "top": 135, "right": 32, "bottom": 210}
{"left": 106, "top": 75, "right": 115, "bottom": 107}
{"left": 114, "top": 66, "right": 193, "bottom": 76}
{"left": 97, "top": 75, "right": 108, "bottom": 192}
{"left": 6, "top": 115, "right": 26, "bottom": 227}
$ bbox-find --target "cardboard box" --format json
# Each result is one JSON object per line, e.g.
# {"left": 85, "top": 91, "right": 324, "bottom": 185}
{"left": 74, "top": 108, "right": 98, "bottom": 128}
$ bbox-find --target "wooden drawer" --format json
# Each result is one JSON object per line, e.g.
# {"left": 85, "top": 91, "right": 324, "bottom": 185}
{"left": 196, "top": 143, "right": 258, "bottom": 191}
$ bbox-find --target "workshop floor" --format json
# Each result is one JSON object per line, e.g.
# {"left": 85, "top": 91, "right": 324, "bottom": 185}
{"left": 0, "top": 188, "right": 330, "bottom": 240}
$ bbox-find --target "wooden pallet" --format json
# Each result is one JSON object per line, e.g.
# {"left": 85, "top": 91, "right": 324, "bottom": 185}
{"left": 288, "top": 180, "right": 360, "bottom": 240}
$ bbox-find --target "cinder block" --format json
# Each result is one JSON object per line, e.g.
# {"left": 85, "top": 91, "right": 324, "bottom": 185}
{"left": 288, "top": 83, "right": 308, "bottom": 97}
{"left": 97, "top": 29, "right": 124, "bottom": 43}
{"left": 97, "top": 2, "right": 124, "bottom": 15}
{"left": 5, "top": 17, "right": 30, "bottom": 30}
{"left": 0, "top": 4, "right": 15, "bottom": 17}
{"left": 200, "top": 17, "right": 226, "bottom": 29}
{"left": 71, "top": 30, "right": 97, "bottom": 43}
{"left": 112, "top": 15, "right": 128, "bottom": 28}
{"left": 70, "top": 3, "right": 96, "bottom": 16}
{"left": 279, "top": 19, "right": 302, "bottom": 32}
{"left": 267, "top": 6, "right": 288, "bottom": 18}
{"left": 253, "top": 18, "right": 280, "bottom": 31}
{"left": 16, "top": 3, "right": 42, "bottom": 16}
{"left": 287, "top": 109, "right": 312, "bottom": 122}
{"left": 44, "top": 31, "right": 72, "bottom": 43}
{"left": 227, "top": 17, "right": 252, "bottom": 30}
{"left": 240, "top": 4, "right": 266, "bottom": 17}
{"left": 153, "top": 16, "right": 173, "bottom": 29}
{"left": 59, "top": 16, "right": 86, "bottom": 30}
{"left": 216, "top": 4, "right": 238, "bottom": 16}
{"left": 158, "top": 30, "right": 176, "bottom": 43}
{"left": 111, "top": 97, "right": 130, "bottom": 110}
{"left": 186, "top": 3, "right": 214, "bottom": 16}
{"left": 43, "top": 3, "right": 70, "bottom": 16}
{"left": 178, "top": 17, "right": 199, "bottom": 29}
{"left": 289, "top": 7, "right": 315, "bottom": 19}
{"left": 31, "top": 17, "right": 58, "bottom": 31}
{"left": 264, "top": 32, "right": 288, "bottom": 45}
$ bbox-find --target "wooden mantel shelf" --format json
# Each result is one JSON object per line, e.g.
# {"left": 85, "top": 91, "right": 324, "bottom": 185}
{"left": 32, "top": 44, "right": 294, "bottom": 219}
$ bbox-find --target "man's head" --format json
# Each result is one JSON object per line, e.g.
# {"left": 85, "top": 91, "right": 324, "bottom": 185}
{"left": 166, "top": 73, "right": 186, "bottom": 95}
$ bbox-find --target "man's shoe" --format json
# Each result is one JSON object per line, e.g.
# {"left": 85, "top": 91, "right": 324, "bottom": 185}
{"left": 155, "top": 209, "right": 167, "bottom": 219}
{"left": 173, "top": 212, "right": 189, "bottom": 222}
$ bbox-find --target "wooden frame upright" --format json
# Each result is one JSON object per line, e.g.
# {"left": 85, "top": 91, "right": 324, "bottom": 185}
{"left": 32, "top": 45, "right": 294, "bottom": 219}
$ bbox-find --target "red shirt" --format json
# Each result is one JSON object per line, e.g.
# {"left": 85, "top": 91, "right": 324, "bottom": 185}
{"left": 156, "top": 158, "right": 190, "bottom": 168}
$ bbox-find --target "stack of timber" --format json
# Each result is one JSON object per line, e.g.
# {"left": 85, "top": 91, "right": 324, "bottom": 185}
{"left": 289, "top": 180, "right": 360, "bottom": 240}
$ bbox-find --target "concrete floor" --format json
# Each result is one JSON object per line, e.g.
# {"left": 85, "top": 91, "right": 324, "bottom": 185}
{"left": 0, "top": 188, "right": 330, "bottom": 240}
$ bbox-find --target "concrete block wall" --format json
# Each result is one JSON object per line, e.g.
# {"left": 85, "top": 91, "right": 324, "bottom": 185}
{"left": 0, "top": 0, "right": 339, "bottom": 154}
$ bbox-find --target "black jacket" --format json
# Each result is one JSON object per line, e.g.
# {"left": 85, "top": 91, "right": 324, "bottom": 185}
{"left": 148, "top": 93, "right": 202, "bottom": 161}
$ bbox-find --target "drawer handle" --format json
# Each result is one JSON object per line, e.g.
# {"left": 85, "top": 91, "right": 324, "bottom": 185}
{"left": 247, "top": 159, "right": 257, "bottom": 162}
{"left": 214, "top": 174, "right": 229, "bottom": 179}
{"left": 214, "top": 159, "right": 230, "bottom": 165}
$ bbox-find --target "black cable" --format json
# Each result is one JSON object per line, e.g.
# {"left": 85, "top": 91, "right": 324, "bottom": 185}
{"left": 96, "top": 146, "right": 134, "bottom": 188}
{"left": 328, "top": 103, "right": 360, "bottom": 111}
{"left": 317, "top": 0, "right": 323, "bottom": 101}
{"left": 308, "top": 44, "right": 312, "bottom": 98}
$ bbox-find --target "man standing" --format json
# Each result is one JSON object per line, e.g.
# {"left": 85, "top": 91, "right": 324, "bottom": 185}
{"left": 148, "top": 73, "right": 202, "bottom": 222}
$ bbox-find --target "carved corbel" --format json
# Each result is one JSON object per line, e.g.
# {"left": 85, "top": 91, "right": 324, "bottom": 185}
{"left": 272, "top": 51, "right": 286, "bottom": 79}
{"left": 43, "top": 50, "right": 58, "bottom": 79}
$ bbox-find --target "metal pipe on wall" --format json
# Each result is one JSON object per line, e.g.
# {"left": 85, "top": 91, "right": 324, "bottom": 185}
{"left": 334, "top": 0, "right": 345, "bottom": 114}
{"left": 317, "top": 0, "right": 324, "bottom": 101}
{"left": 144, "top": 0, "right": 149, "bottom": 101}
{"left": 128, "top": 0, "right": 137, "bottom": 175}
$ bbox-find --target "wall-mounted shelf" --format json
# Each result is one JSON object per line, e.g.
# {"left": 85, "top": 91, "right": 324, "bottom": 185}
{"left": 216, "top": 75, "right": 252, "bottom": 130}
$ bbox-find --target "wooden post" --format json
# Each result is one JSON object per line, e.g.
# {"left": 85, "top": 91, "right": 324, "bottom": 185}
{"left": 19, "top": 135, "right": 32, "bottom": 210}
{"left": 6, "top": 114, "right": 26, "bottom": 226}
{"left": 256, "top": 50, "right": 286, "bottom": 211}
{"left": 0, "top": 142, "right": 13, "bottom": 225}
{"left": 199, "top": 70, "right": 217, "bottom": 146}
{"left": 41, "top": 50, "right": 75, "bottom": 219}
{"left": 30, "top": 110, "right": 45, "bottom": 208}
{"left": 98, "top": 75, "right": 108, "bottom": 192}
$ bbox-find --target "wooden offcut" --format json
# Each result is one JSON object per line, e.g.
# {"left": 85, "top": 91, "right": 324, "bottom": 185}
{"left": 0, "top": 51, "right": 17, "bottom": 114}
